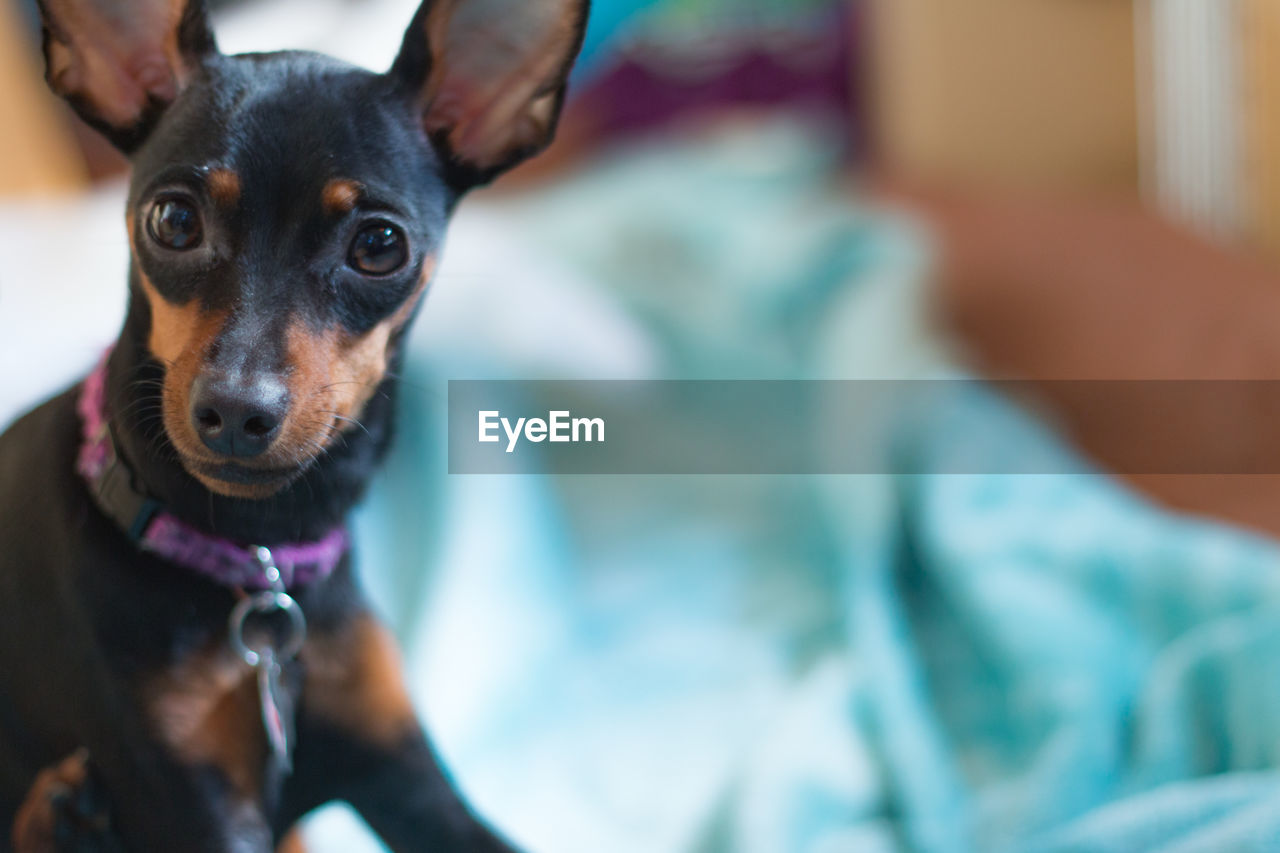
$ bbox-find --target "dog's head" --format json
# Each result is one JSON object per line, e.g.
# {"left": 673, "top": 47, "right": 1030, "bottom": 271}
{"left": 38, "top": 0, "right": 588, "bottom": 498}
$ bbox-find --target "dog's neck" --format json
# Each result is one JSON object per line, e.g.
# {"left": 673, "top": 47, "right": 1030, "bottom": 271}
{"left": 103, "top": 288, "right": 401, "bottom": 545}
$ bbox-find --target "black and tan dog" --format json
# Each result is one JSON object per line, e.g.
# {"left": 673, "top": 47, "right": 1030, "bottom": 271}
{"left": 0, "top": 0, "right": 588, "bottom": 849}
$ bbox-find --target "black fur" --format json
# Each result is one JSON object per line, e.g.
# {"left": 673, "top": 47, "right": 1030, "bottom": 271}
{"left": 0, "top": 0, "right": 590, "bottom": 850}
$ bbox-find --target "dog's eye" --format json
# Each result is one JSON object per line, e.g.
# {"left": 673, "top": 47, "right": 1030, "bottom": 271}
{"left": 146, "top": 197, "right": 202, "bottom": 251}
{"left": 349, "top": 222, "right": 407, "bottom": 276}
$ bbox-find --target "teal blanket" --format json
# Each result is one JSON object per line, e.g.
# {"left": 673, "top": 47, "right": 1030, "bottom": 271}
{"left": 313, "top": 121, "right": 1280, "bottom": 853}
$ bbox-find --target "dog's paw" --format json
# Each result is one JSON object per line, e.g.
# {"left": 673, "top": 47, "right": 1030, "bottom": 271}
{"left": 11, "top": 749, "right": 122, "bottom": 853}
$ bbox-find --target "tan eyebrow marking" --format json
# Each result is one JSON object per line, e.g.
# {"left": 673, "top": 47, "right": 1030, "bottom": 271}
{"left": 206, "top": 169, "right": 241, "bottom": 207}
{"left": 322, "top": 179, "right": 363, "bottom": 215}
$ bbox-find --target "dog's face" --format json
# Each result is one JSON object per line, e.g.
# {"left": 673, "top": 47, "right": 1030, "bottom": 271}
{"left": 39, "top": 0, "right": 587, "bottom": 498}
{"left": 123, "top": 57, "right": 451, "bottom": 499}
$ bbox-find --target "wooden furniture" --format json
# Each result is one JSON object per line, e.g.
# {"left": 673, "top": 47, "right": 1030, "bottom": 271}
{"left": 1243, "top": 0, "right": 1280, "bottom": 259}
{"left": 911, "top": 188, "right": 1280, "bottom": 539}
{"left": 0, "top": 0, "right": 86, "bottom": 196}
{"left": 867, "top": 0, "right": 1140, "bottom": 194}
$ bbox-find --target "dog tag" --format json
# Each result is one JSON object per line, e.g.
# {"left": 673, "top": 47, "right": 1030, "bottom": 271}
{"left": 230, "top": 585, "right": 306, "bottom": 777}
{"left": 256, "top": 647, "right": 294, "bottom": 773}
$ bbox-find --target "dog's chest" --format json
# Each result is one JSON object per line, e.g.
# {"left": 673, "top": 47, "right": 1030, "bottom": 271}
{"left": 142, "top": 640, "right": 301, "bottom": 803}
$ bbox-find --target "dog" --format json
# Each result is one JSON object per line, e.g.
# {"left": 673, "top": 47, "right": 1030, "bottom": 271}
{"left": 0, "top": 0, "right": 588, "bottom": 849}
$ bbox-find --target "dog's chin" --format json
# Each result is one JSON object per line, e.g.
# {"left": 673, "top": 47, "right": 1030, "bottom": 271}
{"left": 183, "top": 457, "right": 304, "bottom": 500}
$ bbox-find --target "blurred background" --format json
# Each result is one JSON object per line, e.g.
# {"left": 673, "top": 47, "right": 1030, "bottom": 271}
{"left": 8, "top": 0, "right": 1280, "bottom": 851}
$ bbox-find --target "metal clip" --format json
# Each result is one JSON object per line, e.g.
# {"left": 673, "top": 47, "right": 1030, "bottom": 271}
{"left": 227, "top": 582, "right": 306, "bottom": 776}
{"left": 227, "top": 590, "right": 306, "bottom": 669}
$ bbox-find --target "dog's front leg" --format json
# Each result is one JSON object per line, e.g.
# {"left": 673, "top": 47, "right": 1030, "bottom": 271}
{"left": 281, "top": 613, "right": 517, "bottom": 853}
{"left": 12, "top": 746, "right": 276, "bottom": 853}
{"left": 11, "top": 749, "right": 121, "bottom": 853}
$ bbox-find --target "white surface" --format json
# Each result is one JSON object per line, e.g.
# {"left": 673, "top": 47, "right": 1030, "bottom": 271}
{"left": 215, "top": 0, "right": 421, "bottom": 68}
{"left": 0, "top": 185, "right": 129, "bottom": 427}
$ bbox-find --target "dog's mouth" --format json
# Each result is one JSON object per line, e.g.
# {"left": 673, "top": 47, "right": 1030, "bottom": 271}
{"left": 155, "top": 367, "right": 345, "bottom": 500}
{"left": 187, "top": 458, "right": 301, "bottom": 487}
{"left": 159, "top": 387, "right": 345, "bottom": 500}
{"left": 181, "top": 455, "right": 308, "bottom": 499}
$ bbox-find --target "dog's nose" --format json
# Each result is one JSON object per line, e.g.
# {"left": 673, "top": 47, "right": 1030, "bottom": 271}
{"left": 189, "top": 374, "right": 289, "bottom": 458}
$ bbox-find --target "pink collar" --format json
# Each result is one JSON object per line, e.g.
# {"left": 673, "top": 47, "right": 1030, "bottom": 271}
{"left": 77, "top": 352, "right": 348, "bottom": 591}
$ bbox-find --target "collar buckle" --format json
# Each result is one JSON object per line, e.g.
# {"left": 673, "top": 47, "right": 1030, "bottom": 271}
{"left": 96, "top": 453, "right": 160, "bottom": 543}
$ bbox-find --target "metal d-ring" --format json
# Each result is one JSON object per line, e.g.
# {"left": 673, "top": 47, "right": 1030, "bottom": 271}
{"left": 228, "top": 590, "right": 307, "bottom": 668}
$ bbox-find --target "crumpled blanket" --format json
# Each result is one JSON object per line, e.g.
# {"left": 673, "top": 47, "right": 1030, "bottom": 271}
{"left": 290, "top": 121, "right": 1280, "bottom": 852}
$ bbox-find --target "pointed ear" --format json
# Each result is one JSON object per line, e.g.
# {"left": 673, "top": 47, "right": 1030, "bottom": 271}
{"left": 36, "top": 0, "right": 217, "bottom": 152}
{"left": 390, "top": 0, "right": 590, "bottom": 189}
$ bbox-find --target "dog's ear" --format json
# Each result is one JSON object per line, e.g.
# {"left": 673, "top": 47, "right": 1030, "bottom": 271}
{"left": 390, "top": 0, "right": 590, "bottom": 189}
{"left": 36, "top": 0, "right": 217, "bottom": 152}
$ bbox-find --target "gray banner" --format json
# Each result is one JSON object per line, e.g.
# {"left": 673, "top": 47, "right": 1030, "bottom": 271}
{"left": 447, "top": 380, "right": 1280, "bottom": 475}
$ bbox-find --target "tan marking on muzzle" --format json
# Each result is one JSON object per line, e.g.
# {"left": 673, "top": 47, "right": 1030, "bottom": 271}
{"left": 139, "top": 273, "right": 226, "bottom": 369}
{"left": 282, "top": 261, "right": 434, "bottom": 457}
{"left": 129, "top": 216, "right": 228, "bottom": 370}
{"left": 139, "top": 270, "right": 266, "bottom": 496}
{"left": 131, "top": 220, "right": 262, "bottom": 496}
